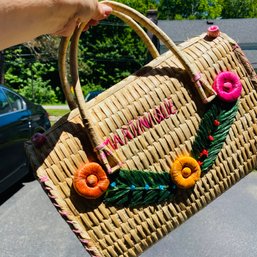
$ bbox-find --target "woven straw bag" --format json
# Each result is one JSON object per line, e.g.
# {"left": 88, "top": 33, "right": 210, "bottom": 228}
{"left": 25, "top": 1, "right": 257, "bottom": 256}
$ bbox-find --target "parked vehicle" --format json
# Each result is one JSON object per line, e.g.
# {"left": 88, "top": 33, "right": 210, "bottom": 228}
{"left": 0, "top": 85, "right": 51, "bottom": 193}
{"left": 85, "top": 90, "right": 104, "bottom": 102}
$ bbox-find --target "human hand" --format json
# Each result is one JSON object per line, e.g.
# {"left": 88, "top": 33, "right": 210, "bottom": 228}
{"left": 84, "top": 3, "right": 113, "bottom": 31}
{"left": 54, "top": 2, "right": 112, "bottom": 37}
{"left": 0, "top": 0, "right": 113, "bottom": 50}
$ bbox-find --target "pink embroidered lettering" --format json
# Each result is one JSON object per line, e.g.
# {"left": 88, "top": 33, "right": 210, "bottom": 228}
{"left": 102, "top": 97, "right": 177, "bottom": 149}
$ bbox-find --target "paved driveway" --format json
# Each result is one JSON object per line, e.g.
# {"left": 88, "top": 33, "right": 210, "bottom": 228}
{"left": 1, "top": 172, "right": 257, "bottom": 257}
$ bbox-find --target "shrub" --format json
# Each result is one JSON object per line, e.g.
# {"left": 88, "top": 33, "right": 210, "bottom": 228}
{"left": 17, "top": 77, "right": 59, "bottom": 104}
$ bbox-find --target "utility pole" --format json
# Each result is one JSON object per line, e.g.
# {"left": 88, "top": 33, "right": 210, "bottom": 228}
{"left": 0, "top": 51, "right": 5, "bottom": 84}
{"left": 146, "top": 9, "right": 160, "bottom": 62}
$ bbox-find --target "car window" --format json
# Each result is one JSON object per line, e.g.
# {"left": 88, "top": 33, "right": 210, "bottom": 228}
{"left": 3, "top": 88, "right": 24, "bottom": 112}
{"left": 0, "top": 88, "right": 11, "bottom": 115}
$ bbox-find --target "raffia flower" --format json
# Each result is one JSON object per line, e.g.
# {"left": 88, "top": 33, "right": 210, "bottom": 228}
{"left": 207, "top": 25, "right": 220, "bottom": 38}
{"left": 31, "top": 132, "right": 47, "bottom": 148}
{"left": 212, "top": 71, "right": 242, "bottom": 102}
{"left": 170, "top": 156, "right": 201, "bottom": 189}
{"left": 73, "top": 162, "right": 110, "bottom": 199}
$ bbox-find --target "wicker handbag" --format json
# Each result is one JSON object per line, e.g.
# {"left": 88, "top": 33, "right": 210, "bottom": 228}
{"left": 25, "top": 1, "right": 257, "bottom": 256}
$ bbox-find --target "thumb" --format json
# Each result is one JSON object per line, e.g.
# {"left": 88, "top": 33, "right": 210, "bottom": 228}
{"left": 92, "top": 3, "right": 112, "bottom": 21}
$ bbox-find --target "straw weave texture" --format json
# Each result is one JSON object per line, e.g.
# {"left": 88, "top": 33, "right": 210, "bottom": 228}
{"left": 26, "top": 31, "right": 257, "bottom": 257}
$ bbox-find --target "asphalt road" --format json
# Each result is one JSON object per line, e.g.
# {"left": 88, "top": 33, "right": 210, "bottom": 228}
{"left": 1, "top": 172, "right": 257, "bottom": 257}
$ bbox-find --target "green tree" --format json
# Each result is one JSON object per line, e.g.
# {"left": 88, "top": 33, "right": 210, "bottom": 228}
{"left": 78, "top": 19, "right": 148, "bottom": 94}
{"left": 158, "top": 0, "right": 257, "bottom": 19}
{"left": 17, "top": 77, "right": 58, "bottom": 104}
{"left": 115, "top": 0, "right": 158, "bottom": 13}
{"left": 198, "top": 0, "right": 224, "bottom": 19}
{"left": 76, "top": 0, "right": 159, "bottom": 94}
{"left": 4, "top": 44, "right": 60, "bottom": 104}
{"left": 158, "top": 0, "right": 223, "bottom": 19}
{"left": 221, "top": 0, "right": 257, "bottom": 18}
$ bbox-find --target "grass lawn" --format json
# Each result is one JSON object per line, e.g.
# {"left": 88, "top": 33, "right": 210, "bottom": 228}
{"left": 46, "top": 109, "right": 70, "bottom": 126}
{"left": 47, "top": 109, "right": 70, "bottom": 117}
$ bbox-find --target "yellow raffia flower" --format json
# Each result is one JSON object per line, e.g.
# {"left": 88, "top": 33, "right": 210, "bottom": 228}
{"left": 170, "top": 156, "right": 201, "bottom": 189}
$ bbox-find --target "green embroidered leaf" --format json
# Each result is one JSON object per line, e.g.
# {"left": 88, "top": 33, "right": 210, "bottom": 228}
{"left": 104, "top": 170, "right": 176, "bottom": 207}
{"left": 191, "top": 99, "right": 238, "bottom": 171}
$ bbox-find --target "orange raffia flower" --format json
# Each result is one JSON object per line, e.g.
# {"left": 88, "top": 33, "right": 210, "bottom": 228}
{"left": 170, "top": 156, "right": 201, "bottom": 189}
{"left": 73, "top": 162, "right": 110, "bottom": 199}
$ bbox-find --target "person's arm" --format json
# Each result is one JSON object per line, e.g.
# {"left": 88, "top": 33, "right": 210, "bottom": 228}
{"left": 0, "top": 0, "right": 112, "bottom": 50}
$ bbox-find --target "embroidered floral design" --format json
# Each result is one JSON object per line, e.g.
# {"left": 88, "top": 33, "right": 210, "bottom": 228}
{"left": 207, "top": 25, "right": 220, "bottom": 38}
{"left": 73, "top": 162, "right": 110, "bottom": 199}
{"left": 212, "top": 71, "right": 242, "bottom": 102}
{"left": 170, "top": 156, "right": 201, "bottom": 189}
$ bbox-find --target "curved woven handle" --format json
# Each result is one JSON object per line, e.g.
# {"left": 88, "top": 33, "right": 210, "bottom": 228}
{"left": 59, "top": 8, "right": 160, "bottom": 110}
{"left": 59, "top": 3, "right": 164, "bottom": 172}
{"left": 58, "top": 1, "right": 217, "bottom": 173}
{"left": 59, "top": 37, "right": 77, "bottom": 110}
{"left": 69, "top": 1, "right": 216, "bottom": 112}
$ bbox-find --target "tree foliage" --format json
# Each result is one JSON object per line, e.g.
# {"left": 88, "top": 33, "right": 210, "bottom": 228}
{"left": 158, "top": 0, "right": 257, "bottom": 19}
{"left": 4, "top": 41, "right": 60, "bottom": 104}
{"left": 221, "top": 0, "right": 257, "bottom": 18}
{"left": 158, "top": 0, "right": 224, "bottom": 19}
{"left": 114, "top": 0, "right": 158, "bottom": 13}
{"left": 77, "top": 0, "right": 159, "bottom": 95}
{"left": 78, "top": 20, "right": 148, "bottom": 95}
{"left": 3, "top": 0, "right": 159, "bottom": 103}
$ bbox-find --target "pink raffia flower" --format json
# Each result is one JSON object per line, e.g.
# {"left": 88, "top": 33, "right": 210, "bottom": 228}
{"left": 207, "top": 25, "right": 220, "bottom": 38}
{"left": 212, "top": 71, "right": 242, "bottom": 102}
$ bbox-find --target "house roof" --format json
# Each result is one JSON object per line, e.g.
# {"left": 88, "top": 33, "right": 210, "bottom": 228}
{"left": 158, "top": 18, "right": 257, "bottom": 45}
{"left": 157, "top": 18, "right": 257, "bottom": 68}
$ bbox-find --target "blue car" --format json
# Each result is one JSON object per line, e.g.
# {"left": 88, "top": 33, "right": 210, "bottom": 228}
{"left": 0, "top": 85, "right": 51, "bottom": 193}
{"left": 85, "top": 90, "right": 104, "bottom": 102}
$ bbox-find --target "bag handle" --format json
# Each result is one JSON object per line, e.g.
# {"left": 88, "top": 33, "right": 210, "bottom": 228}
{"left": 58, "top": 1, "right": 217, "bottom": 173}
{"left": 68, "top": 0, "right": 216, "bottom": 110}
{"left": 59, "top": 5, "right": 162, "bottom": 172}
{"left": 58, "top": 8, "right": 160, "bottom": 110}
